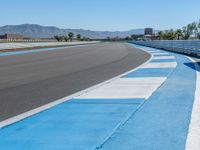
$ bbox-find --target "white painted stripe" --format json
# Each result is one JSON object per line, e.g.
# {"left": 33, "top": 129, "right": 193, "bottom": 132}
{"left": 152, "top": 52, "right": 170, "bottom": 55}
{"left": 186, "top": 58, "right": 200, "bottom": 150}
{"left": 76, "top": 85, "right": 158, "bottom": 99}
{"left": 76, "top": 77, "right": 166, "bottom": 99}
{"left": 153, "top": 56, "right": 175, "bottom": 60}
{"left": 141, "top": 62, "right": 177, "bottom": 68}
{"left": 111, "top": 77, "right": 167, "bottom": 85}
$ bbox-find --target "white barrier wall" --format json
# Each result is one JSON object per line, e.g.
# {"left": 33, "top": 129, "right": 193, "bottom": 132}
{"left": 130, "top": 40, "right": 200, "bottom": 56}
{"left": 0, "top": 41, "right": 99, "bottom": 50}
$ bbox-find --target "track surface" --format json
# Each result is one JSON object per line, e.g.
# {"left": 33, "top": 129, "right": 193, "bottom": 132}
{"left": 0, "top": 42, "right": 150, "bottom": 121}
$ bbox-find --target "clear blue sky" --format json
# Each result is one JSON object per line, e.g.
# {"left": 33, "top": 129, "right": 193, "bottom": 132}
{"left": 1, "top": 0, "right": 200, "bottom": 31}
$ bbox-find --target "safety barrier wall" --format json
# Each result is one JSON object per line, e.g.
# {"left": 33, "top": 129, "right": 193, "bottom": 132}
{"left": 0, "top": 41, "right": 99, "bottom": 50}
{"left": 0, "top": 39, "right": 56, "bottom": 43}
{"left": 129, "top": 40, "right": 200, "bottom": 56}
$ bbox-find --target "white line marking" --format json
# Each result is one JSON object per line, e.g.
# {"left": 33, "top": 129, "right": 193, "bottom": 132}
{"left": 152, "top": 52, "right": 170, "bottom": 55}
{"left": 76, "top": 77, "right": 166, "bottom": 99}
{"left": 186, "top": 58, "right": 200, "bottom": 150}
{"left": 112, "top": 77, "right": 167, "bottom": 85}
{"left": 141, "top": 62, "right": 177, "bottom": 68}
{"left": 153, "top": 56, "right": 176, "bottom": 60}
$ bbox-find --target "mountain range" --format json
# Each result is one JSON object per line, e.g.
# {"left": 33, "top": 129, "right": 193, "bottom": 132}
{"left": 0, "top": 24, "right": 155, "bottom": 39}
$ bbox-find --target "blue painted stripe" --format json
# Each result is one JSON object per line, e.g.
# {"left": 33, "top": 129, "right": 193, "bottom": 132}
{"left": 123, "top": 68, "right": 174, "bottom": 78}
{"left": 149, "top": 51, "right": 165, "bottom": 53}
{"left": 69, "top": 98, "right": 145, "bottom": 104}
{"left": 150, "top": 59, "right": 176, "bottom": 63}
{"left": 0, "top": 98, "right": 144, "bottom": 150}
{"left": 100, "top": 47, "right": 197, "bottom": 150}
{"left": 153, "top": 54, "right": 172, "bottom": 56}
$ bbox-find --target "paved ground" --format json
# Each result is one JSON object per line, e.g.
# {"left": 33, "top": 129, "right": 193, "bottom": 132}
{"left": 0, "top": 44, "right": 198, "bottom": 150}
{"left": 0, "top": 42, "right": 150, "bottom": 121}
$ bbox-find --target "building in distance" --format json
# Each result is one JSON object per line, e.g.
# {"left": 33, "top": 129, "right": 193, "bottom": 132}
{"left": 0, "top": 33, "right": 56, "bottom": 42}
{"left": 144, "top": 28, "right": 153, "bottom": 35}
{"left": 0, "top": 33, "right": 24, "bottom": 40}
{"left": 144, "top": 28, "right": 157, "bottom": 40}
{"left": 128, "top": 28, "right": 158, "bottom": 41}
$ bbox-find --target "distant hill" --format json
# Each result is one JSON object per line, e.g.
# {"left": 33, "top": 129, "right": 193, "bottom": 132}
{"left": 0, "top": 24, "right": 157, "bottom": 39}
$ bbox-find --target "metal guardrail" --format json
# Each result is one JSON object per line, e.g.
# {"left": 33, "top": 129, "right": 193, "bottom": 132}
{"left": 129, "top": 40, "right": 200, "bottom": 56}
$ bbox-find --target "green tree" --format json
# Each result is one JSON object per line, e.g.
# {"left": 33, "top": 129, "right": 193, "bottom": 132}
{"left": 131, "top": 34, "right": 140, "bottom": 40}
{"left": 191, "top": 22, "right": 198, "bottom": 38}
{"left": 187, "top": 24, "right": 194, "bottom": 38}
{"left": 175, "top": 29, "right": 183, "bottom": 40}
{"left": 168, "top": 29, "right": 176, "bottom": 40}
{"left": 54, "top": 35, "right": 61, "bottom": 42}
{"left": 125, "top": 36, "right": 131, "bottom": 41}
{"left": 54, "top": 35, "right": 66, "bottom": 42}
{"left": 197, "top": 20, "right": 200, "bottom": 39}
{"left": 68, "top": 32, "right": 74, "bottom": 42}
{"left": 60, "top": 36, "right": 65, "bottom": 41}
{"left": 157, "top": 31, "right": 163, "bottom": 40}
{"left": 76, "top": 34, "right": 81, "bottom": 41}
{"left": 160, "top": 29, "right": 175, "bottom": 40}
{"left": 64, "top": 36, "right": 69, "bottom": 42}
{"left": 156, "top": 19, "right": 200, "bottom": 40}
{"left": 182, "top": 26, "right": 190, "bottom": 40}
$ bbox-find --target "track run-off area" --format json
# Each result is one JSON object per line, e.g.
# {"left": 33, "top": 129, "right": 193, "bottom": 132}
{"left": 0, "top": 42, "right": 150, "bottom": 121}
{"left": 0, "top": 42, "right": 200, "bottom": 150}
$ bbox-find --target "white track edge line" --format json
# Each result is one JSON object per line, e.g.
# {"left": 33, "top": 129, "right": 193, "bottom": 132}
{"left": 185, "top": 57, "right": 200, "bottom": 150}
{"left": 0, "top": 44, "right": 153, "bottom": 129}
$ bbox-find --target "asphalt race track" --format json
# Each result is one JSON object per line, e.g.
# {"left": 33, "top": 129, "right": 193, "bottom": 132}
{"left": 0, "top": 42, "right": 150, "bottom": 121}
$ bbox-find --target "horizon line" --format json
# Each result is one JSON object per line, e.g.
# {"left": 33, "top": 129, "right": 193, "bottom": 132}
{"left": 0, "top": 23, "right": 159, "bottom": 32}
